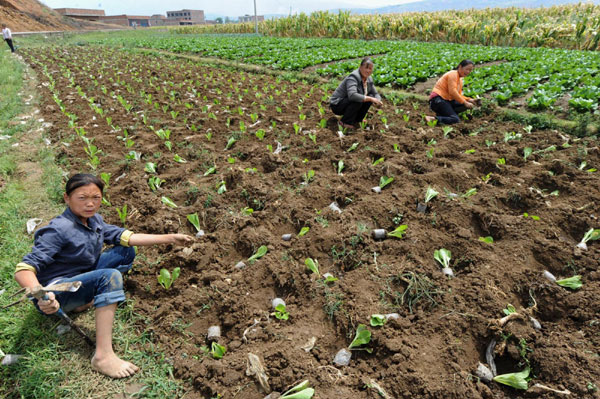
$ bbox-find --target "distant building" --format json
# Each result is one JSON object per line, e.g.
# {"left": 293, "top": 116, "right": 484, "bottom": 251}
{"left": 149, "top": 14, "right": 179, "bottom": 27}
{"left": 166, "top": 9, "right": 205, "bottom": 25}
{"left": 54, "top": 8, "right": 105, "bottom": 21}
{"left": 239, "top": 14, "right": 264, "bottom": 23}
{"left": 100, "top": 15, "right": 150, "bottom": 28}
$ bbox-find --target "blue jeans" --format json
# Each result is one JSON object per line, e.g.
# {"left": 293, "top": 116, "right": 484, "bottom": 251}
{"left": 41, "top": 246, "right": 135, "bottom": 312}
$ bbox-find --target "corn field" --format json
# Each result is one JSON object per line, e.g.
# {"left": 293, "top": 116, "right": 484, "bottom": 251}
{"left": 175, "top": 4, "right": 600, "bottom": 50}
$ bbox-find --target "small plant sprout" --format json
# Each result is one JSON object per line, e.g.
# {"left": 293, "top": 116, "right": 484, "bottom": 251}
{"left": 144, "top": 162, "right": 157, "bottom": 174}
{"left": 318, "top": 118, "right": 327, "bottom": 128}
{"left": 303, "top": 170, "right": 315, "bottom": 185}
{"left": 493, "top": 368, "right": 530, "bottom": 390}
{"left": 116, "top": 204, "right": 127, "bottom": 224}
{"left": 273, "top": 303, "right": 289, "bottom": 320}
{"left": 322, "top": 273, "right": 338, "bottom": 284}
{"left": 308, "top": 132, "right": 317, "bottom": 144}
{"left": 503, "top": 304, "right": 517, "bottom": 316}
{"left": 279, "top": 380, "right": 315, "bottom": 399}
{"left": 497, "top": 158, "right": 506, "bottom": 166}
{"left": 203, "top": 166, "right": 216, "bottom": 176}
{"left": 434, "top": 248, "right": 453, "bottom": 277}
{"left": 248, "top": 245, "right": 268, "bottom": 264}
{"left": 210, "top": 342, "right": 226, "bottom": 359}
{"left": 523, "top": 213, "right": 540, "bottom": 221}
{"left": 298, "top": 227, "right": 310, "bottom": 237}
{"left": 523, "top": 147, "right": 533, "bottom": 161}
{"left": 426, "top": 118, "right": 438, "bottom": 128}
{"left": 370, "top": 314, "right": 386, "bottom": 327}
{"left": 442, "top": 126, "right": 453, "bottom": 137}
{"left": 348, "top": 324, "right": 372, "bottom": 352}
{"left": 465, "top": 149, "right": 476, "bottom": 154}
{"left": 347, "top": 142, "right": 359, "bottom": 152}
{"left": 158, "top": 267, "right": 180, "bottom": 290}
{"left": 148, "top": 176, "right": 165, "bottom": 192}
{"left": 225, "top": 136, "right": 236, "bottom": 150}
{"left": 576, "top": 228, "right": 600, "bottom": 251}
{"left": 387, "top": 225, "right": 407, "bottom": 239}
{"left": 336, "top": 160, "right": 344, "bottom": 175}
{"left": 255, "top": 129, "right": 265, "bottom": 140}
{"left": 479, "top": 236, "right": 494, "bottom": 244}
{"left": 216, "top": 181, "right": 226, "bottom": 194}
{"left": 372, "top": 157, "right": 384, "bottom": 166}
{"left": 424, "top": 186, "right": 439, "bottom": 203}
{"left": 187, "top": 213, "right": 201, "bottom": 232}
{"left": 305, "top": 258, "right": 320, "bottom": 277}
{"left": 161, "top": 196, "right": 178, "bottom": 208}
{"left": 379, "top": 176, "right": 394, "bottom": 189}
{"left": 173, "top": 154, "right": 187, "bottom": 163}
{"left": 556, "top": 275, "right": 583, "bottom": 290}
{"left": 462, "top": 188, "right": 477, "bottom": 198}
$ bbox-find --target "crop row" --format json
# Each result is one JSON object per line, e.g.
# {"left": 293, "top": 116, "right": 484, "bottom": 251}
{"left": 91, "top": 31, "right": 600, "bottom": 113}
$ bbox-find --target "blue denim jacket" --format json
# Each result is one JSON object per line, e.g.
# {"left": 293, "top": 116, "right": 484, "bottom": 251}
{"left": 20, "top": 208, "right": 130, "bottom": 286}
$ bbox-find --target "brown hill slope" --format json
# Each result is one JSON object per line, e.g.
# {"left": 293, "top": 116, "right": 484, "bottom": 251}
{"left": 0, "top": 0, "right": 115, "bottom": 32}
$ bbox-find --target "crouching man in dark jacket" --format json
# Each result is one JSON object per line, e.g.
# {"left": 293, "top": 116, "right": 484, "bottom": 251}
{"left": 329, "top": 57, "right": 382, "bottom": 129}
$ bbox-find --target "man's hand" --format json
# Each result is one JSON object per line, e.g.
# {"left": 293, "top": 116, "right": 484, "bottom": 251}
{"left": 38, "top": 291, "right": 60, "bottom": 314}
{"left": 169, "top": 234, "right": 194, "bottom": 246}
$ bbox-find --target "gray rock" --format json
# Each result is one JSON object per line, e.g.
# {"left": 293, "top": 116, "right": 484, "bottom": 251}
{"left": 333, "top": 348, "right": 352, "bottom": 366}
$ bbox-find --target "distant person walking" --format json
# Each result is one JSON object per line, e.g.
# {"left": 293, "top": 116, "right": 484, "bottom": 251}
{"left": 329, "top": 57, "right": 383, "bottom": 130}
{"left": 425, "top": 60, "right": 478, "bottom": 125}
{"left": 2, "top": 25, "right": 15, "bottom": 53}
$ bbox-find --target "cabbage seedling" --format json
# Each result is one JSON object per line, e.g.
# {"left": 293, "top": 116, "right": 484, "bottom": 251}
{"left": 424, "top": 187, "right": 438, "bottom": 203}
{"left": 148, "top": 176, "right": 165, "bottom": 192}
{"left": 225, "top": 137, "right": 236, "bottom": 150}
{"left": 493, "top": 368, "right": 529, "bottom": 390}
{"left": 387, "top": 225, "right": 407, "bottom": 239}
{"left": 348, "top": 324, "right": 372, "bottom": 352}
{"left": 479, "top": 236, "right": 494, "bottom": 244}
{"left": 523, "top": 147, "right": 533, "bottom": 161}
{"left": 280, "top": 380, "right": 315, "bottom": 399}
{"left": 248, "top": 245, "right": 268, "bottom": 264}
{"left": 556, "top": 275, "right": 582, "bottom": 290}
{"left": 116, "top": 205, "right": 127, "bottom": 224}
{"left": 161, "top": 196, "right": 178, "bottom": 208}
{"left": 347, "top": 142, "right": 359, "bottom": 152}
{"left": 503, "top": 304, "right": 517, "bottom": 316}
{"left": 305, "top": 258, "right": 320, "bottom": 277}
{"left": 210, "top": 342, "right": 226, "bottom": 359}
{"left": 273, "top": 303, "right": 289, "bottom": 320}
{"left": 187, "top": 213, "right": 201, "bottom": 232}
{"left": 255, "top": 129, "right": 265, "bottom": 140}
{"left": 336, "top": 160, "right": 344, "bottom": 175}
{"left": 372, "top": 157, "right": 384, "bottom": 166}
{"left": 144, "top": 162, "right": 157, "bottom": 174}
{"left": 434, "top": 248, "right": 453, "bottom": 276}
{"left": 298, "top": 227, "right": 310, "bottom": 237}
{"left": 370, "top": 314, "right": 386, "bottom": 327}
{"left": 462, "top": 188, "right": 477, "bottom": 198}
{"left": 203, "top": 166, "right": 216, "bottom": 176}
{"left": 158, "top": 267, "right": 180, "bottom": 290}
{"left": 379, "top": 176, "right": 394, "bottom": 189}
{"left": 576, "top": 228, "right": 600, "bottom": 251}
{"left": 173, "top": 154, "right": 187, "bottom": 163}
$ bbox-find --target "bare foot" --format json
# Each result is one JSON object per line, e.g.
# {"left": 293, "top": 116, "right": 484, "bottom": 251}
{"left": 73, "top": 301, "right": 93, "bottom": 313}
{"left": 425, "top": 116, "right": 437, "bottom": 123}
{"left": 91, "top": 353, "right": 139, "bottom": 378}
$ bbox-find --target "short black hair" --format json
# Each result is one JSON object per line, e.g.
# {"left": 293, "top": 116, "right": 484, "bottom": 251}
{"left": 65, "top": 173, "right": 104, "bottom": 196}
{"left": 455, "top": 59, "right": 474, "bottom": 70}
{"left": 360, "top": 57, "right": 374, "bottom": 67}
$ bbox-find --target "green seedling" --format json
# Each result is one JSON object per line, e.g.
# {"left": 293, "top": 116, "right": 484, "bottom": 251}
{"left": 100, "top": 172, "right": 111, "bottom": 187}
{"left": 503, "top": 304, "right": 517, "bottom": 316}
{"left": 241, "top": 207, "right": 254, "bottom": 215}
{"left": 347, "top": 142, "right": 359, "bottom": 152}
{"left": 577, "top": 228, "right": 600, "bottom": 250}
{"left": 523, "top": 213, "right": 540, "bottom": 221}
{"left": 493, "top": 368, "right": 530, "bottom": 390}
{"left": 227, "top": 157, "right": 236, "bottom": 164}
{"left": 273, "top": 304, "right": 289, "bottom": 320}
{"left": 308, "top": 132, "right": 317, "bottom": 144}
{"left": 298, "top": 227, "right": 310, "bottom": 237}
{"left": 324, "top": 275, "right": 338, "bottom": 284}
{"left": 556, "top": 275, "right": 582, "bottom": 290}
{"left": 161, "top": 196, "right": 178, "bottom": 208}
{"left": 465, "top": 149, "right": 476, "bottom": 154}
{"left": 393, "top": 143, "right": 400, "bottom": 152}
{"left": 434, "top": 248, "right": 451, "bottom": 269}
{"left": 204, "top": 166, "right": 216, "bottom": 176}
{"left": 372, "top": 157, "right": 384, "bottom": 166}
{"left": 462, "top": 188, "right": 477, "bottom": 198}
{"left": 481, "top": 173, "right": 492, "bottom": 183}
{"left": 173, "top": 154, "right": 187, "bottom": 163}
{"left": 293, "top": 123, "right": 301, "bottom": 134}
{"left": 479, "top": 236, "right": 494, "bottom": 244}
{"left": 305, "top": 258, "right": 320, "bottom": 277}
{"left": 225, "top": 137, "right": 236, "bottom": 150}
{"left": 424, "top": 186, "right": 439, "bottom": 203}
{"left": 497, "top": 158, "right": 506, "bottom": 165}
{"left": 248, "top": 245, "right": 268, "bottom": 264}
{"left": 318, "top": 118, "right": 327, "bottom": 128}
{"left": 303, "top": 170, "right": 315, "bottom": 184}
{"left": 187, "top": 213, "right": 201, "bottom": 232}
{"left": 148, "top": 176, "right": 165, "bottom": 192}
{"left": 442, "top": 126, "right": 453, "bottom": 137}
{"left": 210, "top": 342, "right": 226, "bottom": 359}
{"left": 370, "top": 314, "right": 386, "bottom": 327}
{"left": 348, "top": 324, "right": 372, "bottom": 352}
{"left": 336, "top": 160, "right": 344, "bottom": 175}
{"left": 158, "top": 267, "right": 180, "bottom": 290}
{"left": 379, "top": 176, "right": 394, "bottom": 189}
{"left": 523, "top": 147, "right": 533, "bottom": 161}
{"left": 426, "top": 118, "right": 438, "bottom": 128}
{"left": 280, "top": 380, "right": 315, "bottom": 399}
{"left": 255, "top": 129, "right": 265, "bottom": 140}
{"left": 116, "top": 204, "right": 127, "bottom": 224}
{"left": 387, "top": 225, "right": 407, "bottom": 239}
{"left": 217, "top": 181, "right": 226, "bottom": 194}
{"left": 144, "top": 162, "right": 157, "bottom": 174}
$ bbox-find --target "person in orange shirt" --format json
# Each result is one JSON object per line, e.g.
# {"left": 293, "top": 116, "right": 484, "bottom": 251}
{"left": 425, "top": 60, "right": 478, "bottom": 125}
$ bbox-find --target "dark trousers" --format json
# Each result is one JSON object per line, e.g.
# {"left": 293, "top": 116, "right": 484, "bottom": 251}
{"left": 331, "top": 98, "right": 372, "bottom": 125}
{"left": 429, "top": 96, "right": 467, "bottom": 124}
{"left": 5, "top": 39, "right": 14, "bottom": 52}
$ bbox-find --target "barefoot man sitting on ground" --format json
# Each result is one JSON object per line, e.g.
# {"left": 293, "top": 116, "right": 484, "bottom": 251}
{"left": 14, "top": 173, "right": 193, "bottom": 378}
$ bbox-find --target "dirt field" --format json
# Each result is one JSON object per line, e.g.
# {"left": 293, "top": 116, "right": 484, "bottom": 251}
{"left": 20, "top": 45, "right": 600, "bottom": 399}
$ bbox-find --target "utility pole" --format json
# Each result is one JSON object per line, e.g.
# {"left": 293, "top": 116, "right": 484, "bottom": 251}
{"left": 253, "top": 0, "right": 258, "bottom": 34}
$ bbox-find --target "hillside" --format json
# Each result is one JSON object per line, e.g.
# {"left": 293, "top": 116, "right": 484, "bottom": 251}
{"left": 0, "top": 0, "right": 113, "bottom": 32}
